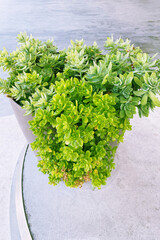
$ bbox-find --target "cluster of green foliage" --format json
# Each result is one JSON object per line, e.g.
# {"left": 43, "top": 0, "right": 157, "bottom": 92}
{"left": 1, "top": 33, "right": 160, "bottom": 189}
{"left": 0, "top": 32, "right": 66, "bottom": 104}
{"left": 29, "top": 78, "right": 131, "bottom": 188}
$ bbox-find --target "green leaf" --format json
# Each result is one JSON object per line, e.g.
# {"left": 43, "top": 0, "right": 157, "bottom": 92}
{"left": 102, "top": 74, "right": 108, "bottom": 85}
{"left": 133, "top": 90, "right": 146, "bottom": 96}
{"left": 144, "top": 73, "right": 149, "bottom": 84}
{"left": 120, "top": 96, "right": 127, "bottom": 103}
{"left": 76, "top": 138, "right": 83, "bottom": 147}
{"left": 126, "top": 72, "right": 133, "bottom": 85}
{"left": 108, "top": 62, "right": 112, "bottom": 72}
{"left": 141, "top": 93, "right": 148, "bottom": 105}
{"left": 134, "top": 77, "right": 142, "bottom": 87}
{"left": 120, "top": 109, "right": 125, "bottom": 118}
{"left": 149, "top": 91, "right": 160, "bottom": 107}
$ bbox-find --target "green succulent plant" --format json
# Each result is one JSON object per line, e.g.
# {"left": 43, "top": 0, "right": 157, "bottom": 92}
{"left": 0, "top": 32, "right": 66, "bottom": 104}
{"left": 0, "top": 33, "right": 160, "bottom": 189}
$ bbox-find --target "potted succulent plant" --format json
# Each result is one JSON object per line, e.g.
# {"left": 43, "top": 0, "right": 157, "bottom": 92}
{"left": 0, "top": 33, "right": 160, "bottom": 189}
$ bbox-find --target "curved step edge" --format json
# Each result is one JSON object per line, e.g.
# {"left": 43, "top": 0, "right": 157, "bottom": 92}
{"left": 13, "top": 144, "right": 33, "bottom": 240}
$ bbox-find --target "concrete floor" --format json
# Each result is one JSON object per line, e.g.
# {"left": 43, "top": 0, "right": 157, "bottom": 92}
{"left": 0, "top": 96, "right": 25, "bottom": 240}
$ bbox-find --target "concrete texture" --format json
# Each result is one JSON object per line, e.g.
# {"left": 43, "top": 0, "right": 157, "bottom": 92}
{"left": 0, "top": 95, "right": 13, "bottom": 117}
{"left": 0, "top": 113, "right": 25, "bottom": 240}
{"left": 23, "top": 109, "right": 160, "bottom": 240}
{"left": 1, "top": 0, "right": 160, "bottom": 55}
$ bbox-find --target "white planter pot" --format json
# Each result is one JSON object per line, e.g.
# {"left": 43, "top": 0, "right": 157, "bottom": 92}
{"left": 9, "top": 98, "right": 35, "bottom": 144}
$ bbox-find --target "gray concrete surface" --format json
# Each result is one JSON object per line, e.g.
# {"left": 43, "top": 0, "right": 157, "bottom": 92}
{"left": 23, "top": 109, "right": 160, "bottom": 240}
{"left": 0, "top": 95, "right": 13, "bottom": 117}
{"left": 0, "top": 114, "right": 25, "bottom": 240}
